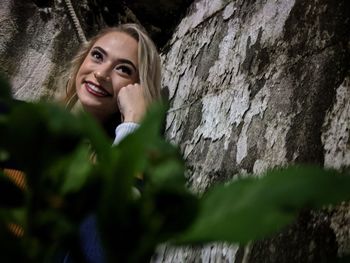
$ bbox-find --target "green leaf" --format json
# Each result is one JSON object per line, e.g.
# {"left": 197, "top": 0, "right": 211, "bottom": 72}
{"left": 144, "top": 187, "right": 199, "bottom": 240}
{"left": 58, "top": 145, "right": 93, "bottom": 195}
{"left": 97, "top": 102, "right": 170, "bottom": 262}
{"left": 148, "top": 159, "right": 185, "bottom": 187}
{"left": 99, "top": 102, "right": 168, "bottom": 212}
{"left": 175, "top": 165, "right": 350, "bottom": 245}
{"left": 132, "top": 102, "right": 167, "bottom": 144}
{"left": 78, "top": 111, "right": 112, "bottom": 161}
{"left": 0, "top": 102, "right": 89, "bottom": 187}
{"left": 0, "top": 207, "right": 26, "bottom": 228}
{"left": 337, "top": 255, "right": 350, "bottom": 263}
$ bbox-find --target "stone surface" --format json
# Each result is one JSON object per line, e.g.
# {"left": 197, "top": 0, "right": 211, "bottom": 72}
{"left": 322, "top": 76, "right": 350, "bottom": 170}
{"left": 0, "top": 0, "right": 79, "bottom": 101}
{"left": 159, "top": 0, "right": 350, "bottom": 261}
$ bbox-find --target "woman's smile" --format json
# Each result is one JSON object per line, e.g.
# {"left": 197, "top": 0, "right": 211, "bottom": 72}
{"left": 84, "top": 81, "right": 111, "bottom": 97}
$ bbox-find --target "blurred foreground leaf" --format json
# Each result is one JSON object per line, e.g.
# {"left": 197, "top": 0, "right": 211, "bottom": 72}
{"left": 97, "top": 102, "right": 199, "bottom": 263}
{"left": 1, "top": 102, "right": 84, "bottom": 176}
{"left": 1, "top": 75, "right": 350, "bottom": 262}
{"left": 338, "top": 255, "right": 350, "bottom": 263}
{"left": 176, "top": 166, "right": 350, "bottom": 245}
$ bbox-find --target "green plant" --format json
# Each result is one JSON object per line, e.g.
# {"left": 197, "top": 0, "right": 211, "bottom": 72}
{"left": 0, "top": 74, "right": 349, "bottom": 262}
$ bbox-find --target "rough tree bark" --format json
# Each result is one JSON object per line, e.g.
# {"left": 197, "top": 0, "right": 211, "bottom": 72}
{"left": 0, "top": 0, "right": 80, "bottom": 101}
{"left": 153, "top": 0, "right": 350, "bottom": 262}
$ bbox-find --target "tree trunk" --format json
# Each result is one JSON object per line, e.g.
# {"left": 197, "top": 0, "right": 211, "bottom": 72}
{"left": 155, "top": 0, "right": 350, "bottom": 262}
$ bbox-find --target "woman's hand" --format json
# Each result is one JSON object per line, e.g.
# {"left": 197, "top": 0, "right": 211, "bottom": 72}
{"left": 117, "top": 83, "right": 147, "bottom": 123}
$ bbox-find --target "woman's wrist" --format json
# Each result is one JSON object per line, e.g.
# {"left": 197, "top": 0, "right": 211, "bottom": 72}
{"left": 123, "top": 112, "right": 143, "bottom": 123}
{"left": 113, "top": 122, "right": 140, "bottom": 145}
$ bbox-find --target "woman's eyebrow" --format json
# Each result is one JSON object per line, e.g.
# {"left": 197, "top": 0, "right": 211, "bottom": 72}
{"left": 92, "top": 46, "right": 137, "bottom": 72}
{"left": 93, "top": 46, "right": 108, "bottom": 56}
{"left": 118, "top": 58, "right": 137, "bottom": 72}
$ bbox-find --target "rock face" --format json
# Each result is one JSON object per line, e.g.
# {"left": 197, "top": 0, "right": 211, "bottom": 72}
{"left": 1, "top": 0, "right": 350, "bottom": 262}
{"left": 156, "top": 0, "right": 350, "bottom": 262}
{"left": 0, "top": 0, "right": 80, "bottom": 101}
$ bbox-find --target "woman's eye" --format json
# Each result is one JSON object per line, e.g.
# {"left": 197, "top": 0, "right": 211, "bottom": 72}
{"left": 116, "top": 66, "right": 132, "bottom": 75}
{"left": 91, "top": 50, "right": 103, "bottom": 61}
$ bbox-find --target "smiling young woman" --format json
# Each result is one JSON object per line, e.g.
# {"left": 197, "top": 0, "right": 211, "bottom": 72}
{"left": 75, "top": 31, "right": 140, "bottom": 123}
{"left": 0, "top": 22, "right": 162, "bottom": 263}
{"left": 59, "top": 23, "right": 162, "bottom": 262}
{"left": 64, "top": 23, "right": 161, "bottom": 140}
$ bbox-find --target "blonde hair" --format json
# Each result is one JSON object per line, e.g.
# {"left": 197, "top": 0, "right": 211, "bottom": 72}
{"left": 64, "top": 23, "right": 162, "bottom": 112}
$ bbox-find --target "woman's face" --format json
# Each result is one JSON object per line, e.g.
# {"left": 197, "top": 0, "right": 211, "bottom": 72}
{"left": 75, "top": 31, "right": 139, "bottom": 122}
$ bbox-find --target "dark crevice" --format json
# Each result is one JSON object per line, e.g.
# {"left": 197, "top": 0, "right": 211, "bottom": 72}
{"left": 285, "top": 44, "right": 350, "bottom": 164}
{"left": 32, "top": 0, "right": 53, "bottom": 8}
{"left": 248, "top": 210, "right": 338, "bottom": 263}
{"left": 282, "top": 0, "right": 350, "bottom": 164}
{"left": 72, "top": 0, "right": 195, "bottom": 49}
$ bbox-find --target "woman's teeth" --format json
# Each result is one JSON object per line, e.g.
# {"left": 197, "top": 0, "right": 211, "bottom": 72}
{"left": 86, "top": 82, "right": 109, "bottom": 96}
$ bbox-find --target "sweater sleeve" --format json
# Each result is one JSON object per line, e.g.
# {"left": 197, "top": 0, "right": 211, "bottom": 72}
{"left": 113, "top": 122, "right": 140, "bottom": 145}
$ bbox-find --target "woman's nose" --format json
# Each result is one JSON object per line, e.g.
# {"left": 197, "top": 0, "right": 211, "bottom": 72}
{"left": 94, "top": 71, "right": 111, "bottom": 81}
